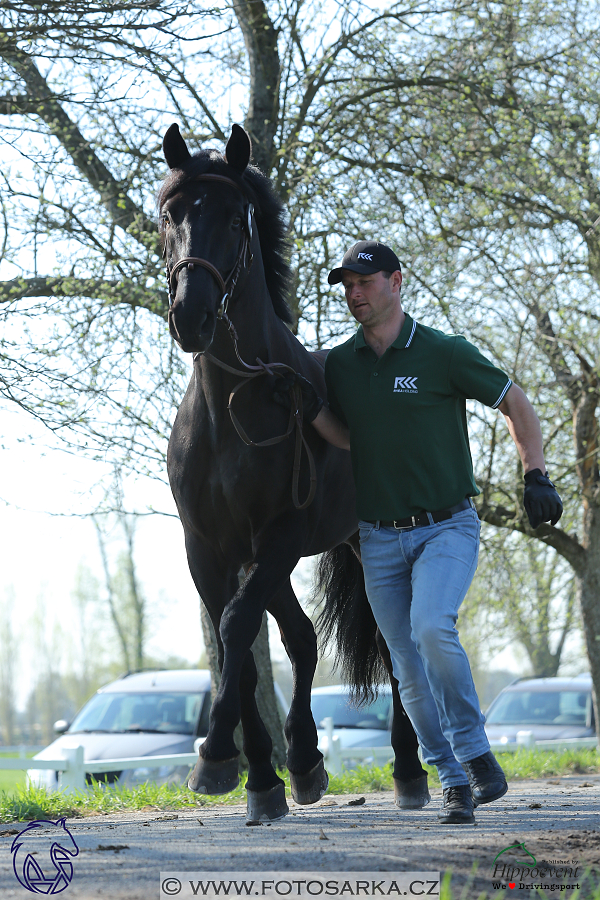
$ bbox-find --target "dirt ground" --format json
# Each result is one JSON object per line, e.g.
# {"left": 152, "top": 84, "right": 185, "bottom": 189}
{"left": 1, "top": 775, "right": 599, "bottom": 899}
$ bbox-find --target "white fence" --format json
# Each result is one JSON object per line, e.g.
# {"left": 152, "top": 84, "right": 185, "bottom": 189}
{"left": 320, "top": 718, "right": 598, "bottom": 775}
{"left": 0, "top": 724, "right": 596, "bottom": 793}
{"left": 0, "top": 749, "right": 198, "bottom": 794}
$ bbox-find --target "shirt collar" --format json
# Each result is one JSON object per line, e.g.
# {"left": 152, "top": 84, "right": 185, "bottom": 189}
{"left": 353, "top": 313, "right": 416, "bottom": 351}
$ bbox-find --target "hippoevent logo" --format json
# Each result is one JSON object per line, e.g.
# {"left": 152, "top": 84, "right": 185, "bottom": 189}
{"left": 490, "top": 841, "right": 581, "bottom": 892}
{"left": 11, "top": 817, "right": 79, "bottom": 894}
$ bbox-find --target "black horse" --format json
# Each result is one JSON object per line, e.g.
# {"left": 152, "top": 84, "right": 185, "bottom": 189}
{"left": 161, "top": 122, "right": 428, "bottom": 822}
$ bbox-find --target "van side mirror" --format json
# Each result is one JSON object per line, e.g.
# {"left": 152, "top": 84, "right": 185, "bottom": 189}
{"left": 53, "top": 719, "right": 70, "bottom": 735}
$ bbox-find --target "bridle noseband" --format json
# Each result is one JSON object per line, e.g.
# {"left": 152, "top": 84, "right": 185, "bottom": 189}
{"left": 164, "top": 173, "right": 254, "bottom": 317}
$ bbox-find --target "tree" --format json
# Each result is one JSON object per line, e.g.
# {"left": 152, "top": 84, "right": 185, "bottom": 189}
{"left": 462, "top": 539, "right": 581, "bottom": 678}
{"left": 0, "top": 586, "right": 18, "bottom": 745}
{"left": 0, "top": 0, "right": 449, "bottom": 761}
{"left": 94, "top": 512, "right": 147, "bottom": 673}
{"left": 291, "top": 0, "right": 600, "bottom": 719}
{"left": 3, "top": 0, "right": 600, "bottom": 730}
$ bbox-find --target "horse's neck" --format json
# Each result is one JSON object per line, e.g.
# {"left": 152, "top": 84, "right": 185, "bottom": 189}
{"left": 200, "top": 282, "right": 283, "bottom": 377}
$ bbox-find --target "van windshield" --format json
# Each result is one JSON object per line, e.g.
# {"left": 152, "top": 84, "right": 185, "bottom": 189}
{"left": 311, "top": 693, "right": 391, "bottom": 730}
{"left": 69, "top": 692, "right": 205, "bottom": 736}
{"left": 486, "top": 690, "right": 590, "bottom": 727}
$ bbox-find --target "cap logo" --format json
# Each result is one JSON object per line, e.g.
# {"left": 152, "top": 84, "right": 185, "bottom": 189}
{"left": 357, "top": 253, "right": 373, "bottom": 260}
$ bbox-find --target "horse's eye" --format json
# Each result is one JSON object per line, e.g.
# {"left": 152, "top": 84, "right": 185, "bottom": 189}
{"left": 232, "top": 215, "right": 242, "bottom": 228}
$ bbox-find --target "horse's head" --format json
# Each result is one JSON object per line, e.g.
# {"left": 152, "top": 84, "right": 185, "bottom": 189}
{"left": 160, "top": 123, "right": 257, "bottom": 353}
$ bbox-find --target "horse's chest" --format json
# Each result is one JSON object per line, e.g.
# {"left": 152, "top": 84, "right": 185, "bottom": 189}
{"left": 169, "top": 421, "right": 284, "bottom": 523}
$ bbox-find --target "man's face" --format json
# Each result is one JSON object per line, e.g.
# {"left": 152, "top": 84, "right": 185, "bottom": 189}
{"left": 341, "top": 270, "right": 401, "bottom": 327}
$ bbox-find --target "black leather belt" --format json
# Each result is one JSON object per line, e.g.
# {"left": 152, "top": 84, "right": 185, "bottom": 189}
{"left": 366, "top": 498, "right": 475, "bottom": 530}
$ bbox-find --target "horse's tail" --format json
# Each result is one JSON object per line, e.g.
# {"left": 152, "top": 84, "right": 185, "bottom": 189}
{"left": 314, "top": 543, "right": 385, "bottom": 705}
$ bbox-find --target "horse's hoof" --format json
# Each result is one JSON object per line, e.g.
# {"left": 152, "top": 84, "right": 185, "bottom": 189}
{"left": 188, "top": 755, "right": 239, "bottom": 795}
{"left": 289, "top": 759, "right": 329, "bottom": 805}
{"left": 246, "top": 783, "right": 289, "bottom": 823}
{"left": 394, "top": 774, "right": 431, "bottom": 809}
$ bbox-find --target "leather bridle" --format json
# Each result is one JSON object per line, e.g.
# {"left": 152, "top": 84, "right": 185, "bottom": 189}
{"left": 163, "top": 171, "right": 317, "bottom": 510}
{"left": 164, "top": 173, "right": 254, "bottom": 317}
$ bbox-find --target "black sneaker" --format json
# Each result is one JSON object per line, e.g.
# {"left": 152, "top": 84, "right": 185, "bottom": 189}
{"left": 438, "top": 784, "right": 475, "bottom": 824}
{"left": 462, "top": 751, "right": 508, "bottom": 806}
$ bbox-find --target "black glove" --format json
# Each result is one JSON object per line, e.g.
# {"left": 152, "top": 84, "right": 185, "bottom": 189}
{"left": 523, "top": 468, "right": 563, "bottom": 528}
{"left": 273, "top": 371, "right": 324, "bottom": 423}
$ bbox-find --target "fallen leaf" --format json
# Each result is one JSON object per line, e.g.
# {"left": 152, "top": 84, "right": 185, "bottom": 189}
{"left": 319, "top": 828, "right": 329, "bottom": 841}
{"left": 347, "top": 797, "right": 366, "bottom": 807}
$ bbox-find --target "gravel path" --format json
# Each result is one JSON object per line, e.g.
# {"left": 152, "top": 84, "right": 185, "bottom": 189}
{"left": 1, "top": 775, "right": 599, "bottom": 898}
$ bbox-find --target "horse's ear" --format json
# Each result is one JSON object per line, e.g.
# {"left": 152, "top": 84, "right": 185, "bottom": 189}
{"left": 225, "top": 124, "right": 251, "bottom": 173}
{"left": 163, "top": 123, "right": 192, "bottom": 169}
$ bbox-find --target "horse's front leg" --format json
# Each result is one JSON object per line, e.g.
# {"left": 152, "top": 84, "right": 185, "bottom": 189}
{"left": 180, "top": 534, "right": 243, "bottom": 794}
{"left": 268, "top": 582, "right": 328, "bottom": 804}
{"left": 190, "top": 514, "right": 304, "bottom": 818}
{"left": 375, "top": 628, "right": 431, "bottom": 809}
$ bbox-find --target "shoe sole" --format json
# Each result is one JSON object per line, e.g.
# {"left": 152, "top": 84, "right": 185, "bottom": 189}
{"left": 473, "top": 781, "right": 508, "bottom": 808}
{"left": 438, "top": 813, "right": 476, "bottom": 825}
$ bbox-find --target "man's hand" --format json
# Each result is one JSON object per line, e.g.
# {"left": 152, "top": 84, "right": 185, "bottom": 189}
{"left": 523, "top": 469, "right": 563, "bottom": 528}
{"left": 273, "top": 371, "right": 324, "bottom": 423}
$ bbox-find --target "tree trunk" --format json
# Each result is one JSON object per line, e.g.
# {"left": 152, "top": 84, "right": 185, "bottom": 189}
{"left": 233, "top": 0, "right": 280, "bottom": 175}
{"left": 0, "top": 591, "right": 17, "bottom": 745}
{"left": 200, "top": 602, "right": 286, "bottom": 770}
{"left": 122, "top": 516, "right": 144, "bottom": 671}
{"left": 577, "top": 509, "right": 600, "bottom": 741}
{"left": 226, "top": 1, "right": 289, "bottom": 771}
{"left": 252, "top": 613, "right": 287, "bottom": 768}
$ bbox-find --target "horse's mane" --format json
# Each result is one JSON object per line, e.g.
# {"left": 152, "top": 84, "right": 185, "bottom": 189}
{"left": 158, "top": 150, "right": 293, "bottom": 325}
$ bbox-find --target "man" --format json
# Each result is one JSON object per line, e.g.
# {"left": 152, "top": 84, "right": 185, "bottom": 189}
{"left": 276, "top": 240, "right": 563, "bottom": 824}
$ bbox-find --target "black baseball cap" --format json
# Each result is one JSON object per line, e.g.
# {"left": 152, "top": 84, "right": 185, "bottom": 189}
{"left": 328, "top": 241, "right": 402, "bottom": 285}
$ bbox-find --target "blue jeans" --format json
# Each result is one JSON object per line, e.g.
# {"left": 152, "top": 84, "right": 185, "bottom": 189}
{"left": 358, "top": 507, "right": 489, "bottom": 788}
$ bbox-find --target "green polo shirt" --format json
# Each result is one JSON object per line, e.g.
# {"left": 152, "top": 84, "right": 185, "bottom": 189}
{"left": 324, "top": 314, "right": 512, "bottom": 521}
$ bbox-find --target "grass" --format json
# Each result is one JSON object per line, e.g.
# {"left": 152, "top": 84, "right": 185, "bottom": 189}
{"left": 0, "top": 751, "right": 36, "bottom": 793}
{"left": 438, "top": 868, "right": 600, "bottom": 900}
{"left": 0, "top": 748, "right": 597, "bottom": 823}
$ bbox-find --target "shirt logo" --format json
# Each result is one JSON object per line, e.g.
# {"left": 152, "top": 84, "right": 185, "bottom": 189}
{"left": 357, "top": 252, "right": 373, "bottom": 260}
{"left": 394, "top": 376, "right": 418, "bottom": 393}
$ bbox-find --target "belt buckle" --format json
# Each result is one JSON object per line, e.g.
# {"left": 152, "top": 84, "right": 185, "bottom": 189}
{"left": 411, "top": 515, "right": 417, "bottom": 527}
{"left": 393, "top": 520, "right": 402, "bottom": 530}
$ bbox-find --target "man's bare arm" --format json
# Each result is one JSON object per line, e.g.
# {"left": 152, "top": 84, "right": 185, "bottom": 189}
{"left": 312, "top": 406, "right": 351, "bottom": 450}
{"left": 498, "top": 383, "right": 545, "bottom": 473}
